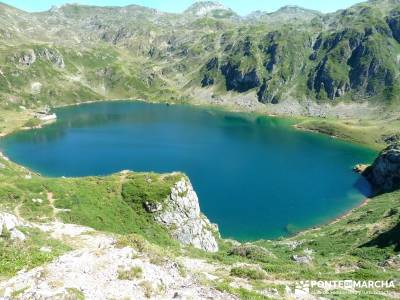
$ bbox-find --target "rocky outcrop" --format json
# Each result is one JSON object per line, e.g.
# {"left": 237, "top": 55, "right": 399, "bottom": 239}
{"left": 147, "top": 177, "right": 219, "bottom": 252}
{"left": 0, "top": 212, "right": 26, "bottom": 240}
{"left": 201, "top": 57, "right": 219, "bottom": 87}
{"left": 13, "top": 48, "right": 65, "bottom": 68}
{"left": 387, "top": 11, "right": 400, "bottom": 43}
{"left": 201, "top": 74, "right": 215, "bottom": 87}
{"left": 291, "top": 248, "right": 314, "bottom": 264}
{"left": 308, "top": 56, "right": 351, "bottom": 99}
{"left": 363, "top": 142, "right": 400, "bottom": 193}
{"left": 36, "top": 48, "right": 65, "bottom": 68}
{"left": 184, "top": 1, "right": 236, "bottom": 18}
{"left": 257, "top": 79, "right": 279, "bottom": 104}
{"left": 17, "top": 49, "right": 36, "bottom": 66}
{"left": 221, "top": 63, "right": 260, "bottom": 93}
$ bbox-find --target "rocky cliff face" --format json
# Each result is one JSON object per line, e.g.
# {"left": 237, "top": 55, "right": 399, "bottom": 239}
{"left": 145, "top": 177, "right": 219, "bottom": 252}
{"left": 221, "top": 63, "right": 260, "bottom": 93}
{"left": 363, "top": 142, "right": 400, "bottom": 193}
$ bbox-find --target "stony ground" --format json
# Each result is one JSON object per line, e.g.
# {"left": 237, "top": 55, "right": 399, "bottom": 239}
{"left": 0, "top": 217, "right": 237, "bottom": 300}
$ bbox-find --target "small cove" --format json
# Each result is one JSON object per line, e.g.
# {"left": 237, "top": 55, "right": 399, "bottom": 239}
{"left": 0, "top": 101, "right": 378, "bottom": 241}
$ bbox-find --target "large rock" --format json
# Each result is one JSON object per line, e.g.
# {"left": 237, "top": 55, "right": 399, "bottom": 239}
{"left": 149, "top": 177, "right": 219, "bottom": 252}
{"left": 363, "top": 142, "right": 400, "bottom": 193}
{"left": 0, "top": 212, "right": 26, "bottom": 240}
{"left": 18, "top": 49, "right": 36, "bottom": 66}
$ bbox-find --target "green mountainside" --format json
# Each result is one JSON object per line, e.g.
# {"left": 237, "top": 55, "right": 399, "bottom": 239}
{"left": 1, "top": 0, "right": 400, "bottom": 110}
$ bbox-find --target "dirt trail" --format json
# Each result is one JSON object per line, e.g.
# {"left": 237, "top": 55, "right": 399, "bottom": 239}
{"left": 47, "top": 192, "right": 70, "bottom": 220}
{"left": 13, "top": 203, "right": 22, "bottom": 219}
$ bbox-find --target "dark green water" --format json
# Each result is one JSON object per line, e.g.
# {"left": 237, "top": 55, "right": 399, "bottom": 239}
{"left": 0, "top": 101, "right": 377, "bottom": 240}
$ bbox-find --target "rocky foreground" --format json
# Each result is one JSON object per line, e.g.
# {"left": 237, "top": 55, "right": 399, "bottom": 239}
{"left": 0, "top": 219, "right": 234, "bottom": 300}
{"left": 0, "top": 175, "right": 233, "bottom": 299}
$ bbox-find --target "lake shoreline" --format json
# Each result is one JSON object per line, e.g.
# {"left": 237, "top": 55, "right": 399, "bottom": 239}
{"left": 51, "top": 98, "right": 383, "bottom": 151}
{"left": 329, "top": 197, "right": 370, "bottom": 225}
{"left": 0, "top": 99, "right": 376, "bottom": 241}
{"left": 0, "top": 96, "right": 385, "bottom": 151}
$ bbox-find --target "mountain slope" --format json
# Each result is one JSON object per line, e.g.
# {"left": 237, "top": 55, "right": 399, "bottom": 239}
{"left": 0, "top": 0, "right": 400, "bottom": 114}
{"left": 246, "top": 5, "right": 322, "bottom": 25}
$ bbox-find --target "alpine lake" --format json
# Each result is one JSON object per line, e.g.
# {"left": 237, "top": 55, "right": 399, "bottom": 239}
{"left": 0, "top": 101, "right": 377, "bottom": 241}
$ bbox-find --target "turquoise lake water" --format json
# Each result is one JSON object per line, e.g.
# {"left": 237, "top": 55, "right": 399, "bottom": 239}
{"left": 0, "top": 101, "right": 378, "bottom": 240}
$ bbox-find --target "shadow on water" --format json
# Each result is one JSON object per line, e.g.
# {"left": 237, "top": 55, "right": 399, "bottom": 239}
{"left": 353, "top": 176, "right": 374, "bottom": 198}
{"left": 284, "top": 223, "right": 301, "bottom": 236}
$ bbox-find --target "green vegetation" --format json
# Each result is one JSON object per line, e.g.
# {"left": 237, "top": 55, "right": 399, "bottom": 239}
{"left": 177, "top": 185, "right": 400, "bottom": 297}
{"left": 296, "top": 116, "right": 400, "bottom": 150}
{"left": 121, "top": 173, "right": 181, "bottom": 208}
{"left": 0, "top": 157, "right": 183, "bottom": 278}
{"left": 118, "top": 266, "right": 143, "bottom": 280}
{"left": 214, "top": 280, "right": 270, "bottom": 300}
{"left": 0, "top": 228, "right": 69, "bottom": 277}
{"left": 0, "top": 0, "right": 400, "bottom": 149}
{"left": 23, "top": 118, "right": 41, "bottom": 128}
{"left": 65, "top": 288, "right": 85, "bottom": 300}
{"left": 46, "top": 174, "right": 181, "bottom": 248}
{"left": 230, "top": 266, "right": 266, "bottom": 280}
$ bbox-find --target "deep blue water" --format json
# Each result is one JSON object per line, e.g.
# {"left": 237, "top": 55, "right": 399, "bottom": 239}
{"left": 0, "top": 101, "right": 377, "bottom": 240}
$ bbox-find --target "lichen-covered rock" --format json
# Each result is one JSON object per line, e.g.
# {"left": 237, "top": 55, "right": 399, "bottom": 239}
{"left": 292, "top": 254, "right": 313, "bottom": 264}
{"left": 363, "top": 142, "right": 400, "bottom": 193}
{"left": 13, "top": 48, "right": 65, "bottom": 68}
{"left": 18, "top": 49, "right": 36, "bottom": 66}
{"left": 153, "top": 177, "right": 219, "bottom": 252}
{"left": 36, "top": 48, "right": 65, "bottom": 68}
{"left": 0, "top": 212, "right": 26, "bottom": 240}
